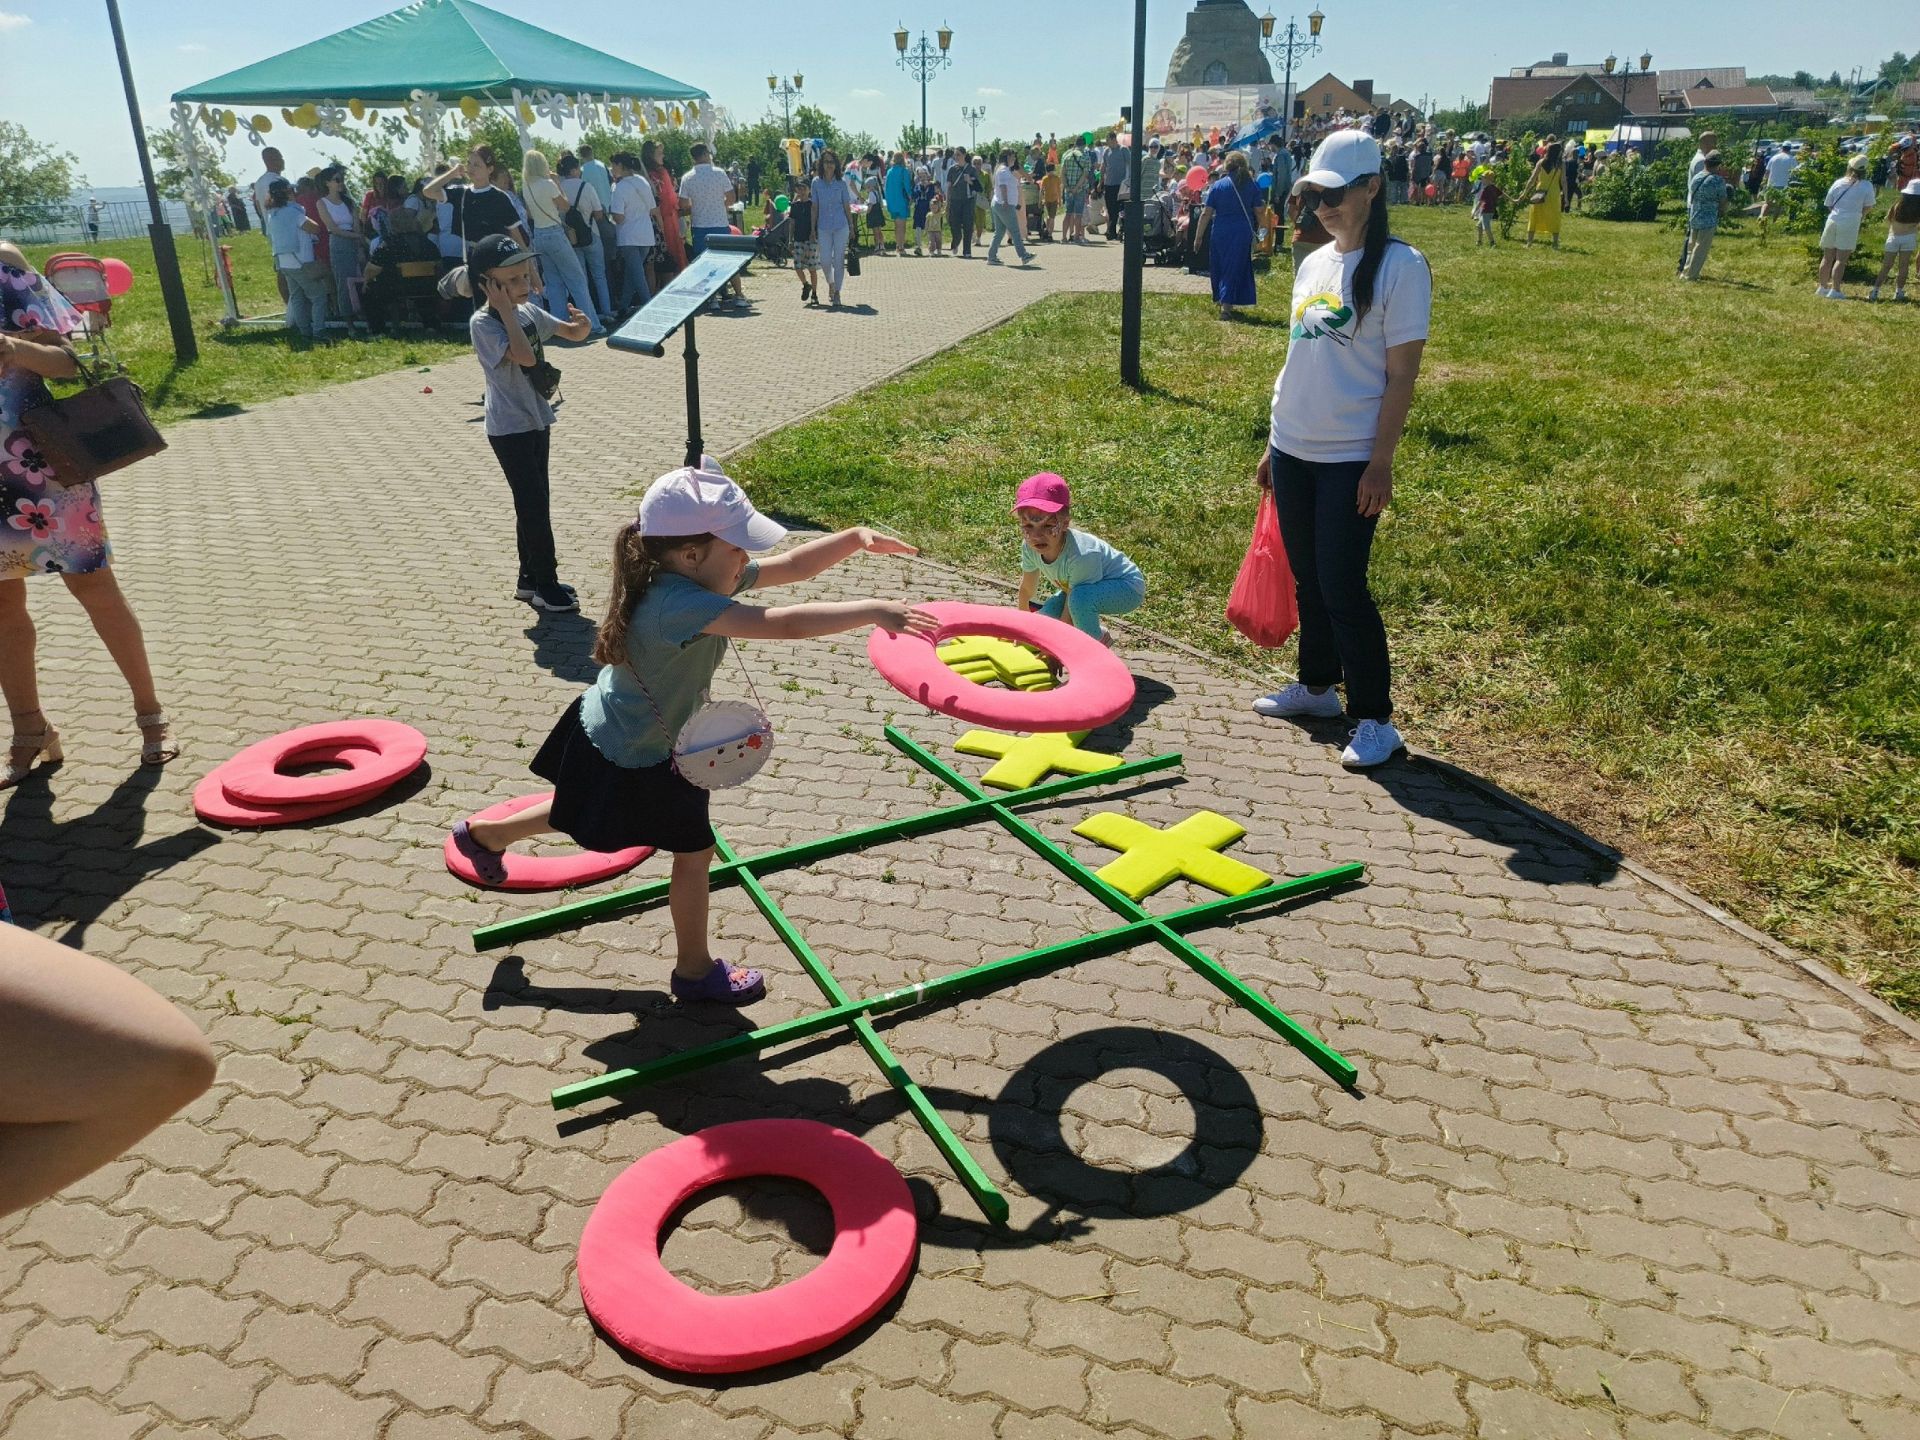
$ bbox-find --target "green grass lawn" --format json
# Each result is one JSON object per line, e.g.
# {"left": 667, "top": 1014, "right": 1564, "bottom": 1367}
{"left": 20, "top": 231, "right": 470, "bottom": 430}
{"left": 727, "top": 207, "right": 1920, "bottom": 1012}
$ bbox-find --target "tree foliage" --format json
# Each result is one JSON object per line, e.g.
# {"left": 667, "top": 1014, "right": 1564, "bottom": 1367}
{"left": 147, "top": 121, "right": 236, "bottom": 202}
{"left": 0, "top": 120, "right": 80, "bottom": 219}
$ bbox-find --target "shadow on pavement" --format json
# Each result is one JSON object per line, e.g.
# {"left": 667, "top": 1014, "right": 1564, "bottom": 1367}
{"left": 1374, "top": 754, "right": 1621, "bottom": 886}
{"left": 0, "top": 764, "right": 218, "bottom": 947}
{"left": 522, "top": 611, "right": 599, "bottom": 683}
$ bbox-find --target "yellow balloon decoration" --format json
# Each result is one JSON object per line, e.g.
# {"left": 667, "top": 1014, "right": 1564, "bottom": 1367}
{"left": 281, "top": 107, "right": 297, "bottom": 125}
{"left": 518, "top": 100, "right": 535, "bottom": 124}
{"left": 221, "top": 109, "right": 237, "bottom": 135}
{"left": 687, "top": 100, "right": 700, "bottom": 120}
{"left": 404, "top": 114, "right": 419, "bottom": 128}
{"left": 252, "top": 115, "right": 273, "bottom": 133}
{"left": 670, "top": 104, "right": 683, "bottom": 125}
{"left": 366, "top": 110, "right": 379, "bottom": 124}
{"left": 348, "top": 98, "right": 365, "bottom": 120}
{"left": 636, "top": 112, "right": 649, "bottom": 133}
{"left": 607, "top": 104, "right": 622, "bottom": 125}
{"left": 293, "top": 102, "right": 320, "bottom": 128}
{"left": 459, "top": 95, "right": 481, "bottom": 121}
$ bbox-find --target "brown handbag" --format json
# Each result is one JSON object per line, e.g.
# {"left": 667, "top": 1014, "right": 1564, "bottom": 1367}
{"left": 20, "top": 350, "right": 166, "bottom": 486}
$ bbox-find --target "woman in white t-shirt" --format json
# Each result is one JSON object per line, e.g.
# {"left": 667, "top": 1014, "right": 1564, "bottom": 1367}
{"left": 1817, "top": 155, "right": 1876, "bottom": 299}
{"left": 521, "top": 151, "right": 603, "bottom": 337}
{"left": 1250, "top": 130, "right": 1431, "bottom": 772}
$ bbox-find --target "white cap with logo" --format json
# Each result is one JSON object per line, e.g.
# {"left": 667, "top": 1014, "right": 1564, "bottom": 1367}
{"left": 636, "top": 456, "right": 788, "bottom": 552}
{"left": 1302, "top": 130, "right": 1383, "bottom": 189}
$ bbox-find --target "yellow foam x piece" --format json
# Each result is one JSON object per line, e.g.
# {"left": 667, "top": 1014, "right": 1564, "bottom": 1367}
{"left": 954, "top": 729, "right": 1124, "bottom": 790}
{"left": 937, "top": 634, "right": 1057, "bottom": 693}
{"left": 1071, "top": 810, "right": 1274, "bottom": 901}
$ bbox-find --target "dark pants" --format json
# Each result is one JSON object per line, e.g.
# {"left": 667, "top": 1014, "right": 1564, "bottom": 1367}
{"left": 949, "top": 199, "right": 974, "bottom": 255}
{"left": 1104, "top": 183, "right": 1123, "bottom": 239}
{"left": 1269, "top": 447, "right": 1392, "bottom": 721}
{"left": 487, "top": 428, "right": 558, "bottom": 588}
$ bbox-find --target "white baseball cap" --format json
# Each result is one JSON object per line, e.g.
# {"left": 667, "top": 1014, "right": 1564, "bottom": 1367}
{"left": 636, "top": 456, "right": 787, "bottom": 552}
{"left": 1302, "top": 130, "right": 1383, "bottom": 189}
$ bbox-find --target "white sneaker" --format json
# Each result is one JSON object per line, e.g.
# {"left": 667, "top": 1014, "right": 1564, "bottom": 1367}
{"left": 1253, "top": 683, "right": 1344, "bottom": 719}
{"left": 1341, "top": 719, "right": 1404, "bottom": 769}
{"left": 1825, "top": 289, "right": 1846, "bottom": 301}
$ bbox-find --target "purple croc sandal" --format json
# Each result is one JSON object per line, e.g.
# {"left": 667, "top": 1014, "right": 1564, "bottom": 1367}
{"left": 670, "top": 958, "right": 767, "bottom": 1006}
{"left": 450, "top": 820, "right": 509, "bottom": 888}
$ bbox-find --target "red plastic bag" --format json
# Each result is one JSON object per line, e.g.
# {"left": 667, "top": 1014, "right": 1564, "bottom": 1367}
{"left": 1225, "top": 492, "right": 1298, "bottom": 648}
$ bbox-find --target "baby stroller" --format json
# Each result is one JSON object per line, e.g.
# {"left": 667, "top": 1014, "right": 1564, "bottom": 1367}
{"left": 1138, "top": 197, "right": 1182, "bottom": 266}
{"left": 756, "top": 209, "right": 793, "bottom": 267}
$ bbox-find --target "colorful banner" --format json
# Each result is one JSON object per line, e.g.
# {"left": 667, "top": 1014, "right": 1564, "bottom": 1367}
{"left": 1143, "top": 85, "right": 1285, "bottom": 140}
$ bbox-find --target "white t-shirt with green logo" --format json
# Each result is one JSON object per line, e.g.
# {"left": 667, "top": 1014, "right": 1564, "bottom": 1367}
{"left": 1269, "top": 239, "right": 1431, "bottom": 464}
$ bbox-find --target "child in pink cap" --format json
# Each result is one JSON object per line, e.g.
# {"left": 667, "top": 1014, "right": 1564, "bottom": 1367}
{"left": 1012, "top": 472, "right": 1145, "bottom": 643}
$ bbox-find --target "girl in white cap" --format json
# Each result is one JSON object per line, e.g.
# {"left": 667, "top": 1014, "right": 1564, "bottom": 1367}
{"left": 1250, "top": 128, "right": 1431, "bottom": 771}
{"left": 1817, "top": 155, "right": 1875, "bottom": 299}
{"left": 452, "top": 460, "right": 936, "bottom": 1004}
{"left": 1869, "top": 178, "right": 1920, "bottom": 303}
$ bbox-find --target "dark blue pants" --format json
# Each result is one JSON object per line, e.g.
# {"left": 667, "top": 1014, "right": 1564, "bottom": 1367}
{"left": 1269, "top": 447, "right": 1392, "bottom": 721}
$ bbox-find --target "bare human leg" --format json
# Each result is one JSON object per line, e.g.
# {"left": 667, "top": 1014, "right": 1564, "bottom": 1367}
{"left": 0, "top": 926, "right": 216, "bottom": 1216}
{"left": 0, "top": 578, "right": 50, "bottom": 780}
{"left": 60, "top": 568, "right": 172, "bottom": 761}
{"left": 669, "top": 847, "right": 713, "bottom": 979}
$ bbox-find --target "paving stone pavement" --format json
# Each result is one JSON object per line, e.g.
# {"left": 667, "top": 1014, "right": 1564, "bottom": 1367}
{"left": 4, "top": 238, "right": 1919, "bottom": 1440}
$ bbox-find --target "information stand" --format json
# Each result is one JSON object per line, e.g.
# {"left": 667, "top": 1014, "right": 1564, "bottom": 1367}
{"left": 607, "top": 237, "right": 758, "bottom": 466}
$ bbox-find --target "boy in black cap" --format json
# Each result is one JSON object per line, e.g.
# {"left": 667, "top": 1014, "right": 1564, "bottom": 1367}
{"left": 467, "top": 234, "right": 594, "bottom": 612}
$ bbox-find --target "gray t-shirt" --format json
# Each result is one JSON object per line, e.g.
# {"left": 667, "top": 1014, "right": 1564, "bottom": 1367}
{"left": 470, "top": 302, "right": 560, "bottom": 437}
{"left": 580, "top": 563, "right": 761, "bottom": 767}
{"left": 1102, "top": 144, "right": 1133, "bottom": 186}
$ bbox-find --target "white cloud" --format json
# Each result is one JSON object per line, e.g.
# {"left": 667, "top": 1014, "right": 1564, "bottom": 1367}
{"left": 976, "top": 87, "right": 1005, "bottom": 98}
{"left": 1040, "top": 109, "right": 1060, "bottom": 118}
{"left": 851, "top": 88, "right": 886, "bottom": 100}
{"left": 177, "top": 42, "right": 208, "bottom": 52}
{"left": 0, "top": 11, "right": 33, "bottom": 32}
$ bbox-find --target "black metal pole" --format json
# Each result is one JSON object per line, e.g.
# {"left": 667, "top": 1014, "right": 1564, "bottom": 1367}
{"left": 1119, "top": 0, "right": 1147, "bottom": 388}
{"left": 105, "top": 0, "right": 197, "bottom": 365}
{"left": 1282, "top": 33, "right": 1295, "bottom": 148}
{"left": 682, "top": 317, "right": 702, "bottom": 467}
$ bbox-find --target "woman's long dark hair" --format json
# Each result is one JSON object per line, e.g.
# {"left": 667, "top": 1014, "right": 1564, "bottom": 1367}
{"left": 1350, "top": 176, "right": 1417, "bottom": 327}
{"left": 1542, "top": 141, "right": 1564, "bottom": 173}
{"left": 1894, "top": 191, "right": 1920, "bottom": 225}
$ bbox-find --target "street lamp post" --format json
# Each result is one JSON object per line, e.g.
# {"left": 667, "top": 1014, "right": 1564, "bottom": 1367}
{"left": 1602, "top": 49, "right": 1653, "bottom": 115}
{"left": 894, "top": 21, "right": 953, "bottom": 158}
{"left": 105, "top": 0, "right": 197, "bottom": 364}
{"left": 1258, "top": 9, "right": 1324, "bottom": 148}
{"left": 961, "top": 104, "right": 986, "bottom": 150}
{"left": 767, "top": 73, "right": 804, "bottom": 134}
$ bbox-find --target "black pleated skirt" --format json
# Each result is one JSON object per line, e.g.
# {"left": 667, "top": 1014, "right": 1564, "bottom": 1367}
{"left": 530, "top": 697, "right": 714, "bottom": 855}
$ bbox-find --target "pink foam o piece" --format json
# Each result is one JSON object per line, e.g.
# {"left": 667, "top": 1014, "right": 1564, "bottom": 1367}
{"left": 193, "top": 744, "right": 382, "bottom": 827}
{"left": 219, "top": 719, "right": 427, "bottom": 808}
{"left": 444, "top": 792, "right": 653, "bottom": 891}
{"left": 579, "top": 1119, "right": 918, "bottom": 1374}
{"left": 868, "top": 601, "right": 1135, "bottom": 732}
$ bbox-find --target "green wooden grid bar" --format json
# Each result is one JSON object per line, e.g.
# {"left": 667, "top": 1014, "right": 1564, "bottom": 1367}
{"left": 710, "top": 833, "right": 1012, "bottom": 1226}
{"left": 882, "top": 727, "right": 1362, "bottom": 1089}
{"left": 472, "top": 751, "right": 1184, "bottom": 953}
{"left": 548, "top": 866, "right": 1361, "bottom": 1111}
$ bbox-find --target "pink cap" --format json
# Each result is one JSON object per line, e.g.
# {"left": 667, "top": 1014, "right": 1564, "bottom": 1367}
{"left": 1012, "top": 472, "right": 1071, "bottom": 514}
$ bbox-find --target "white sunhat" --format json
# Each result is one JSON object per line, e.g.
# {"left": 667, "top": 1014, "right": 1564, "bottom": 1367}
{"left": 1905, "top": 178, "right": 1920, "bottom": 197}
{"left": 636, "top": 456, "right": 787, "bottom": 552}
{"left": 1302, "top": 130, "right": 1382, "bottom": 189}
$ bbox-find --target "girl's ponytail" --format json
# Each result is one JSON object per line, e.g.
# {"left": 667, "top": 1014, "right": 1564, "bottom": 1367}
{"left": 591, "top": 525, "right": 718, "bottom": 667}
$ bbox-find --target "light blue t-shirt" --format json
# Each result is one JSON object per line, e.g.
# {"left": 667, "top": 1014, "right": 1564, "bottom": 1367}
{"left": 580, "top": 562, "right": 761, "bottom": 768}
{"left": 579, "top": 158, "right": 615, "bottom": 210}
{"left": 811, "top": 176, "right": 853, "bottom": 231}
{"left": 469, "top": 303, "right": 560, "bottom": 438}
{"left": 1019, "top": 527, "right": 1143, "bottom": 593}
{"left": 266, "top": 203, "right": 315, "bottom": 268}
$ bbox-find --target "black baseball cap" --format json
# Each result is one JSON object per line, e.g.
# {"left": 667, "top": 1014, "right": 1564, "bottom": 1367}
{"left": 468, "top": 233, "right": 536, "bottom": 283}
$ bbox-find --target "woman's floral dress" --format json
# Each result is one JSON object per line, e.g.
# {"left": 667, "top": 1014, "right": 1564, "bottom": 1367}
{"left": 1, "top": 259, "right": 110, "bottom": 580}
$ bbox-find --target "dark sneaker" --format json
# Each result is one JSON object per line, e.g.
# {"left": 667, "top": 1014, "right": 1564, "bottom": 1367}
{"left": 526, "top": 583, "right": 579, "bottom": 613}
{"left": 517, "top": 578, "right": 578, "bottom": 602}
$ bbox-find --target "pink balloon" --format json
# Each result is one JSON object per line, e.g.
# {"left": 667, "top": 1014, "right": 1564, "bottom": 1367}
{"left": 101, "top": 257, "right": 135, "bottom": 297}
{"left": 1184, "top": 165, "right": 1209, "bottom": 191}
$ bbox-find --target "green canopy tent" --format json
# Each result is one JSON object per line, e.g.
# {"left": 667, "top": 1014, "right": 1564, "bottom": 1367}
{"left": 164, "top": 0, "right": 711, "bottom": 322}
{"left": 173, "top": 0, "right": 706, "bottom": 109}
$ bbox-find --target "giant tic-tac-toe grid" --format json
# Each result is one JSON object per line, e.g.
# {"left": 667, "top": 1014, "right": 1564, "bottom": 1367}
{"left": 472, "top": 724, "right": 1365, "bottom": 1225}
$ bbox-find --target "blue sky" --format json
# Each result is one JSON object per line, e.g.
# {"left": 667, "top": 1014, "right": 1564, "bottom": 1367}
{"left": 2, "top": 1, "right": 1909, "bottom": 187}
